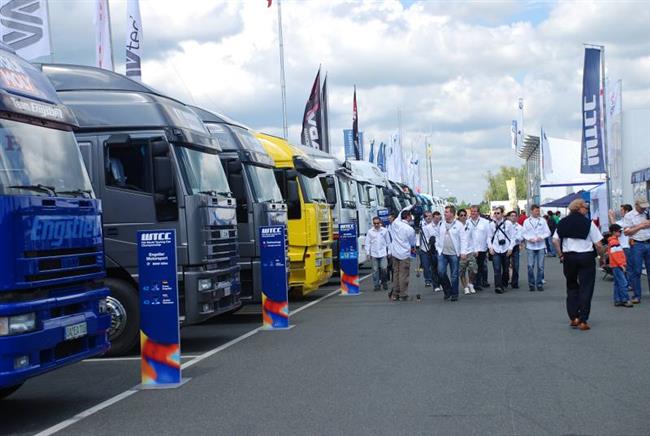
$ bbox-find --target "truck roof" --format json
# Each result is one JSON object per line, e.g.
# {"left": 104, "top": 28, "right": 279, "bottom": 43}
{"left": 0, "top": 48, "right": 78, "bottom": 127}
{"left": 345, "top": 160, "right": 387, "bottom": 185}
{"left": 38, "top": 64, "right": 217, "bottom": 150}
{"left": 256, "top": 132, "right": 324, "bottom": 176}
{"left": 188, "top": 105, "right": 250, "bottom": 130}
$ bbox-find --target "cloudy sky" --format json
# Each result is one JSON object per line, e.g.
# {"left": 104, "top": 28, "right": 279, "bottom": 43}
{"left": 44, "top": 0, "right": 650, "bottom": 202}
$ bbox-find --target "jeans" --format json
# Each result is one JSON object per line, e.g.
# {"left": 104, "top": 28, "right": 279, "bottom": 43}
{"left": 371, "top": 256, "right": 388, "bottom": 289}
{"left": 492, "top": 251, "right": 508, "bottom": 289}
{"left": 545, "top": 237, "right": 556, "bottom": 256}
{"left": 612, "top": 266, "right": 629, "bottom": 303}
{"left": 509, "top": 245, "right": 520, "bottom": 287}
{"left": 474, "top": 251, "right": 488, "bottom": 288}
{"left": 628, "top": 242, "right": 650, "bottom": 300}
{"left": 527, "top": 248, "right": 545, "bottom": 288}
{"left": 563, "top": 252, "right": 596, "bottom": 322}
{"left": 438, "top": 254, "right": 459, "bottom": 298}
{"left": 419, "top": 249, "right": 437, "bottom": 286}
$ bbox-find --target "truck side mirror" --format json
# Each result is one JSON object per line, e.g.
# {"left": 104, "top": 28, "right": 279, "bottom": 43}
{"left": 227, "top": 160, "right": 242, "bottom": 175}
{"left": 153, "top": 156, "right": 174, "bottom": 194}
{"left": 286, "top": 178, "right": 301, "bottom": 220}
{"left": 326, "top": 185, "right": 336, "bottom": 205}
{"left": 151, "top": 140, "right": 169, "bottom": 157}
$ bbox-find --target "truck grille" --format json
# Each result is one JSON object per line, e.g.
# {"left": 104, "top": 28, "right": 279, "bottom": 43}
{"left": 21, "top": 247, "right": 103, "bottom": 283}
{"left": 205, "top": 225, "right": 239, "bottom": 269}
{"left": 320, "top": 222, "right": 330, "bottom": 243}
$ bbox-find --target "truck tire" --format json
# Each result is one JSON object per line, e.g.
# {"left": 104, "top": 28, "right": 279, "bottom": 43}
{"left": 0, "top": 384, "right": 22, "bottom": 400}
{"left": 104, "top": 278, "right": 140, "bottom": 357}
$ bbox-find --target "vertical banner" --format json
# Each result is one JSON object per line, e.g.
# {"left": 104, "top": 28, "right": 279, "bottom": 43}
{"left": 581, "top": 47, "right": 606, "bottom": 173}
{"left": 125, "top": 0, "right": 142, "bottom": 81}
{"left": 510, "top": 120, "right": 517, "bottom": 150}
{"left": 540, "top": 126, "right": 553, "bottom": 179}
{"left": 506, "top": 178, "right": 517, "bottom": 211}
{"left": 352, "top": 86, "right": 360, "bottom": 160}
{"left": 517, "top": 98, "right": 524, "bottom": 151}
{"left": 0, "top": 0, "right": 51, "bottom": 60}
{"left": 343, "top": 129, "right": 364, "bottom": 160}
{"left": 94, "top": 0, "right": 113, "bottom": 70}
{"left": 300, "top": 67, "right": 322, "bottom": 149}
{"left": 259, "top": 225, "right": 290, "bottom": 329}
{"left": 137, "top": 230, "right": 182, "bottom": 388}
{"left": 368, "top": 139, "right": 375, "bottom": 163}
{"left": 339, "top": 223, "right": 359, "bottom": 295}
{"left": 607, "top": 78, "right": 623, "bottom": 210}
{"left": 321, "top": 74, "right": 330, "bottom": 153}
{"left": 378, "top": 208, "right": 390, "bottom": 226}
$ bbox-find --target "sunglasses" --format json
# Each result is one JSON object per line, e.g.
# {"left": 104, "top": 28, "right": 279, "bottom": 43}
{"left": 459, "top": 214, "right": 466, "bottom": 217}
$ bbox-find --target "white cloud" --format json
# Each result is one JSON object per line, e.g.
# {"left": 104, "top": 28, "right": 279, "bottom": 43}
{"left": 46, "top": 0, "right": 650, "bottom": 203}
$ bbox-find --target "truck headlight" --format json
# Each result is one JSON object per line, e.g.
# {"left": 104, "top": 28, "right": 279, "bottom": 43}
{"left": 0, "top": 313, "right": 37, "bottom": 336}
{"left": 198, "top": 278, "right": 213, "bottom": 291}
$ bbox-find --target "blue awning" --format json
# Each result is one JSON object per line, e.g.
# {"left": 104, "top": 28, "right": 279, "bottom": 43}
{"left": 541, "top": 190, "right": 590, "bottom": 208}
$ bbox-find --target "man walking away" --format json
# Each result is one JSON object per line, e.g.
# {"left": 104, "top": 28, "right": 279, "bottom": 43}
{"left": 608, "top": 224, "right": 633, "bottom": 308}
{"left": 458, "top": 209, "right": 477, "bottom": 295}
{"left": 553, "top": 199, "right": 604, "bottom": 331}
{"left": 488, "top": 206, "right": 515, "bottom": 294}
{"left": 366, "top": 217, "right": 391, "bottom": 292}
{"left": 468, "top": 205, "right": 490, "bottom": 290}
{"left": 545, "top": 214, "right": 557, "bottom": 257}
{"left": 507, "top": 211, "right": 524, "bottom": 289}
{"left": 523, "top": 205, "right": 550, "bottom": 291}
{"left": 419, "top": 212, "right": 439, "bottom": 289}
{"left": 389, "top": 206, "right": 416, "bottom": 301}
{"left": 622, "top": 198, "right": 650, "bottom": 304}
{"left": 435, "top": 205, "right": 467, "bottom": 301}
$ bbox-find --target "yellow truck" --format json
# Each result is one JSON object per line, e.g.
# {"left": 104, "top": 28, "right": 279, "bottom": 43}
{"left": 255, "top": 133, "right": 333, "bottom": 296}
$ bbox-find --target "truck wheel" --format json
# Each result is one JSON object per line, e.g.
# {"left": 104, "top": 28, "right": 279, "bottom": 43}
{"left": 104, "top": 278, "right": 140, "bottom": 357}
{"left": 0, "top": 384, "right": 22, "bottom": 400}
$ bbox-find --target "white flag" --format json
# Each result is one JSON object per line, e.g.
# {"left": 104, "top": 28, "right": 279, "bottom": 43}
{"left": 125, "top": 0, "right": 142, "bottom": 81}
{"left": 540, "top": 126, "right": 553, "bottom": 179}
{"left": 510, "top": 120, "right": 517, "bottom": 150}
{"left": 0, "top": 0, "right": 51, "bottom": 60}
{"left": 94, "top": 0, "right": 113, "bottom": 70}
{"left": 517, "top": 98, "right": 524, "bottom": 149}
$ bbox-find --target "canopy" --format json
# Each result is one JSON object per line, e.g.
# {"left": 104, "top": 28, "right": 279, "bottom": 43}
{"left": 541, "top": 190, "right": 589, "bottom": 208}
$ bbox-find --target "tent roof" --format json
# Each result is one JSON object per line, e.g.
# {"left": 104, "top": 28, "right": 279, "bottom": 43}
{"left": 541, "top": 190, "right": 589, "bottom": 208}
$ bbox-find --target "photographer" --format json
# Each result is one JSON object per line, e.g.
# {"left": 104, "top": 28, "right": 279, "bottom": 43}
{"left": 487, "top": 206, "right": 516, "bottom": 294}
{"left": 419, "top": 211, "right": 440, "bottom": 289}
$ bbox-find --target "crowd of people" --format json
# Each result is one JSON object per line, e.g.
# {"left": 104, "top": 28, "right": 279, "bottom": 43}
{"left": 363, "top": 197, "right": 650, "bottom": 331}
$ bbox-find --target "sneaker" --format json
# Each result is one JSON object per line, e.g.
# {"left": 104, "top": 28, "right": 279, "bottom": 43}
{"left": 464, "top": 287, "right": 471, "bottom": 295}
{"left": 614, "top": 301, "right": 624, "bottom": 307}
{"left": 495, "top": 288, "right": 504, "bottom": 294}
{"left": 434, "top": 286, "right": 442, "bottom": 293}
{"left": 537, "top": 286, "right": 544, "bottom": 292}
{"left": 474, "top": 286, "right": 483, "bottom": 291}
{"left": 529, "top": 287, "right": 536, "bottom": 292}
{"left": 425, "top": 282, "right": 432, "bottom": 287}
{"left": 632, "top": 298, "right": 641, "bottom": 304}
{"left": 443, "top": 295, "right": 450, "bottom": 301}
{"left": 542, "top": 279, "right": 547, "bottom": 284}
{"left": 391, "top": 295, "right": 400, "bottom": 301}
{"left": 469, "top": 284, "right": 476, "bottom": 294}
{"left": 623, "top": 301, "right": 634, "bottom": 308}
{"left": 450, "top": 296, "right": 458, "bottom": 302}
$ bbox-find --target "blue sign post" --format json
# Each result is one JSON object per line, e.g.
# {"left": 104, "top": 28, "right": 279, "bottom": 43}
{"left": 339, "top": 223, "right": 360, "bottom": 295}
{"left": 259, "top": 225, "right": 291, "bottom": 330}
{"left": 137, "top": 230, "right": 185, "bottom": 388}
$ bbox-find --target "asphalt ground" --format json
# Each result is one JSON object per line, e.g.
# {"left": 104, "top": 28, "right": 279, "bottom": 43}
{"left": 3, "top": 257, "right": 650, "bottom": 436}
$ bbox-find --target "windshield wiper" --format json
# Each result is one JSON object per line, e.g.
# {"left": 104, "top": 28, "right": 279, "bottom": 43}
{"left": 58, "top": 189, "right": 92, "bottom": 198}
{"left": 8, "top": 184, "right": 57, "bottom": 196}
{"left": 198, "top": 190, "right": 232, "bottom": 197}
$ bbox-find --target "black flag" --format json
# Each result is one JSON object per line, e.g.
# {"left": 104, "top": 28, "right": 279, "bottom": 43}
{"left": 301, "top": 68, "right": 322, "bottom": 149}
{"left": 352, "top": 85, "right": 360, "bottom": 160}
{"left": 321, "top": 74, "right": 330, "bottom": 153}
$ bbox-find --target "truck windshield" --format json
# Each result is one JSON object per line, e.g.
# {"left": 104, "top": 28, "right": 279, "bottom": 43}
{"left": 375, "top": 186, "right": 386, "bottom": 207}
{"left": 246, "top": 164, "right": 283, "bottom": 202}
{"left": 339, "top": 177, "right": 355, "bottom": 209}
{"left": 175, "top": 145, "right": 230, "bottom": 195}
{"left": 357, "top": 182, "right": 370, "bottom": 205}
{"left": 0, "top": 119, "right": 92, "bottom": 197}
{"left": 300, "top": 174, "right": 326, "bottom": 203}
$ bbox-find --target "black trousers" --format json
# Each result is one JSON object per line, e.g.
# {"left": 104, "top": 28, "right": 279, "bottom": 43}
{"left": 474, "top": 251, "right": 488, "bottom": 288}
{"left": 562, "top": 252, "right": 596, "bottom": 322}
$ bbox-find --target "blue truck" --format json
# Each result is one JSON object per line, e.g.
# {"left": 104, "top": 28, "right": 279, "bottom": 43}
{"left": 0, "top": 45, "right": 111, "bottom": 399}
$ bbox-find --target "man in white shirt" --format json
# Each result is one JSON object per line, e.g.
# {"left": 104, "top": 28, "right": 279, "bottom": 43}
{"left": 458, "top": 209, "right": 477, "bottom": 295}
{"left": 468, "top": 205, "right": 490, "bottom": 291}
{"left": 487, "top": 206, "right": 515, "bottom": 294}
{"left": 523, "top": 204, "right": 551, "bottom": 292}
{"left": 506, "top": 210, "right": 524, "bottom": 289}
{"left": 553, "top": 199, "right": 605, "bottom": 331}
{"left": 389, "top": 206, "right": 416, "bottom": 301}
{"left": 366, "top": 217, "right": 391, "bottom": 292}
{"left": 623, "top": 198, "right": 650, "bottom": 303}
{"left": 435, "top": 205, "right": 467, "bottom": 301}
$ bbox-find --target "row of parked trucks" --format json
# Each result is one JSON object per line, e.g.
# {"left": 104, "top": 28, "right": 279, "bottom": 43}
{"left": 0, "top": 44, "right": 422, "bottom": 399}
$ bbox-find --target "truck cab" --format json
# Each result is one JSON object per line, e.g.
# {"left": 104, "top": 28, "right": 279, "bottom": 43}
{"left": 40, "top": 64, "right": 241, "bottom": 355}
{"left": 256, "top": 133, "right": 333, "bottom": 297}
{"left": 297, "top": 147, "right": 365, "bottom": 265}
{"left": 190, "top": 107, "right": 287, "bottom": 303}
{"left": 0, "top": 46, "right": 110, "bottom": 399}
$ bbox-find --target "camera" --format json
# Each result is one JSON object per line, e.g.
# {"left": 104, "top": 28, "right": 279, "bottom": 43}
{"left": 498, "top": 240, "right": 506, "bottom": 246}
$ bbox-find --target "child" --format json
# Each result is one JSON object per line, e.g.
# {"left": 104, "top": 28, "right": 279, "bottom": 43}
{"left": 608, "top": 224, "right": 633, "bottom": 308}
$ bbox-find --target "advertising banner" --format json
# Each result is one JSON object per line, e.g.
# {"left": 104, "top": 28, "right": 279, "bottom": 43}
{"left": 510, "top": 120, "right": 517, "bottom": 151}
{"left": 517, "top": 98, "right": 524, "bottom": 153}
{"left": 607, "top": 78, "right": 623, "bottom": 210}
{"left": 352, "top": 87, "right": 360, "bottom": 160}
{"left": 94, "top": 0, "right": 113, "bottom": 70}
{"left": 581, "top": 47, "right": 606, "bottom": 174}
{"left": 137, "top": 230, "right": 181, "bottom": 387}
{"left": 344, "top": 129, "right": 363, "bottom": 160}
{"left": 0, "top": 0, "right": 51, "bottom": 60}
{"left": 300, "top": 68, "right": 322, "bottom": 150}
{"left": 259, "top": 225, "right": 289, "bottom": 329}
{"left": 378, "top": 208, "right": 390, "bottom": 226}
{"left": 125, "top": 0, "right": 142, "bottom": 81}
{"left": 339, "top": 223, "right": 359, "bottom": 295}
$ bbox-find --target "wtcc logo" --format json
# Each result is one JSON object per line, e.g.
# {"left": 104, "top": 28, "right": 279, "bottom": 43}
{"left": 141, "top": 232, "right": 172, "bottom": 241}
{"left": 261, "top": 227, "right": 283, "bottom": 236}
{"left": 340, "top": 223, "right": 355, "bottom": 231}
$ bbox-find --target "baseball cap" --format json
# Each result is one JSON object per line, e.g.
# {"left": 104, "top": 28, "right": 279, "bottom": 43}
{"left": 635, "top": 197, "right": 650, "bottom": 208}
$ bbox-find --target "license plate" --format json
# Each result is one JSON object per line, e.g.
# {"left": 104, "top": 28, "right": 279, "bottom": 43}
{"left": 64, "top": 322, "right": 87, "bottom": 341}
{"left": 220, "top": 230, "right": 230, "bottom": 239}
{"left": 315, "top": 258, "right": 323, "bottom": 267}
{"left": 223, "top": 286, "right": 231, "bottom": 297}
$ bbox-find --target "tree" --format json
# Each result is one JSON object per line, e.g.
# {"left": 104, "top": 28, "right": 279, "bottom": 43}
{"left": 483, "top": 165, "right": 527, "bottom": 202}
{"left": 446, "top": 196, "right": 458, "bottom": 205}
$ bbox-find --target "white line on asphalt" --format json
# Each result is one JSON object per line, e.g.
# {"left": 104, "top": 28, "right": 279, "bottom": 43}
{"left": 35, "top": 275, "right": 369, "bottom": 435}
{"left": 83, "top": 355, "right": 200, "bottom": 362}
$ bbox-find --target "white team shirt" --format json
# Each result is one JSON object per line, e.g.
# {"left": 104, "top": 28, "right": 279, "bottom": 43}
{"left": 466, "top": 216, "right": 490, "bottom": 252}
{"left": 365, "top": 227, "right": 390, "bottom": 258}
{"left": 389, "top": 209, "right": 416, "bottom": 260}
{"left": 623, "top": 209, "right": 650, "bottom": 242}
{"left": 522, "top": 216, "right": 551, "bottom": 251}
{"left": 487, "top": 218, "right": 516, "bottom": 254}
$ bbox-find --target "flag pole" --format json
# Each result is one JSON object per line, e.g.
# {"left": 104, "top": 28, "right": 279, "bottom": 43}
{"left": 600, "top": 44, "right": 612, "bottom": 217}
{"left": 277, "top": 0, "right": 289, "bottom": 139}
